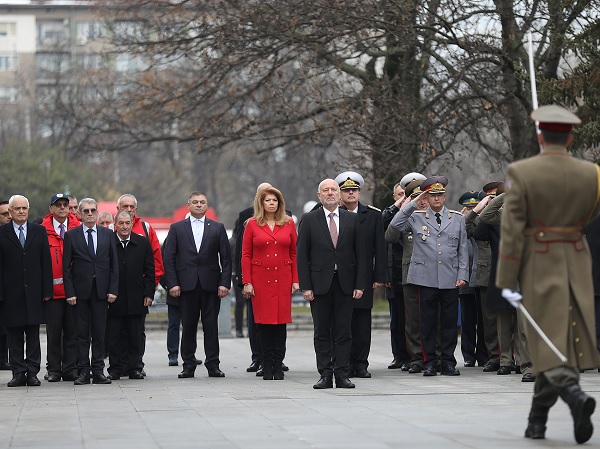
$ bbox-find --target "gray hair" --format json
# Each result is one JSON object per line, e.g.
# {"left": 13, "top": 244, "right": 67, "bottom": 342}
{"left": 78, "top": 198, "right": 98, "bottom": 210}
{"left": 114, "top": 210, "right": 133, "bottom": 222}
{"left": 8, "top": 195, "right": 29, "bottom": 208}
{"left": 117, "top": 194, "right": 137, "bottom": 208}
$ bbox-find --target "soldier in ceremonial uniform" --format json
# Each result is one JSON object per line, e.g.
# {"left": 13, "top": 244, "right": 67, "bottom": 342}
{"left": 335, "top": 171, "right": 386, "bottom": 378}
{"left": 497, "top": 105, "right": 599, "bottom": 443}
{"left": 390, "top": 176, "right": 469, "bottom": 376}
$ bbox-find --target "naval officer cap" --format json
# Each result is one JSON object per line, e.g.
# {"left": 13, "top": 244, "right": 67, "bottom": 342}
{"left": 421, "top": 176, "right": 448, "bottom": 194}
{"left": 335, "top": 171, "right": 364, "bottom": 190}
{"left": 405, "top": 179, "right": 424, "bottom": 198}
{"left": 531, "top": 105, "right": 581, "bottom": 133}
{"left": 482, "top": 181, "right": 503, "bottom": 196}
{"left": 458, "top": 191, "right": 480, "bottom": 206}
{"left": 399, "top": 172, "right": 427, "bottom": 190}
{"left": 50, "top": 193, "right": 68, "bottom": 206}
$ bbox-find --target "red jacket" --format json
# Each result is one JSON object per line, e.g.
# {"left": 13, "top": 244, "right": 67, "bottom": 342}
{"left": 42, "top": 213, "right": 80, "bottom": 299}
{"left": 131, "top": 215, "right": 164, "bottom": 287}
{"left": 241, "top": 218, "right": 298, "bottom": 324}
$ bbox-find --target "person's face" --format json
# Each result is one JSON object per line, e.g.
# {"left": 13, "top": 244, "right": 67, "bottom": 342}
{"left": 393, "top": 185, "right": 405, "bottom": 202}
{"left": 98, "top": 215, "right": 113, "bottom": 228}
{"left": 68, "top": 199, "right": 79, "bottom": 217}
{"left": 188, "top": 194, "right": 208, "bottom": 218}
{"left": 50, "top": 199, "right": 69, "bottom": 221}
{"left": 318, "top": 180, "right": 341, "bottom": 210}
{"left": 340, "top": 188, "right": 360, "bottom": 208}
{"left": 427, "top": 192, "right": 446, "bottom": 212}
{"left": 0, "top": 203, "right": 10, "bottom": 224}
{"left": 118, "top": 197, "right": 137, "bottom": 216}
{"left": 263, "top": 194, "right": 279, "bottom": 215}
{"left": 115, "top": 215, "right": 132, "bottom": 240}
{"left": 79, "top": 201, "right": 98, "bottom": 228}
{"left": 9, "top": 198, "right": 29, "bottom": 225}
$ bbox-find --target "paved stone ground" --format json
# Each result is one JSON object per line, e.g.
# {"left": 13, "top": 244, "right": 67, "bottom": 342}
{"left": 0, "top": 329, "right": 598, "bottom": 448}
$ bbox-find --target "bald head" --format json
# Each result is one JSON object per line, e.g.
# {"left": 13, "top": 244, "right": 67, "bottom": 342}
{"left": 256, "top": 183, "right": 272, "bottom": 194}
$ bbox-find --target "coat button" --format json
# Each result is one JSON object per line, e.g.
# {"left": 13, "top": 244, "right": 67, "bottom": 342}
{"left": 275, "top": 280, "right": 278, "bottom": 283}
{"left": 274, "top": 267, "right": 278, "bottom": 270}
{"left": 267, "top": 268, "right": 270, "bottom": 270}
{"left": 438, "top": 251, "right": 442, "bottom": 255}
{"left": 538, "top": 232, "right": 544, "bottom": 237}
{"left": 274, "top": 254, "right": 277, "bottom": 256}
{"left": 266, "top": 255, "right": 269, "bottom": 258}
{"left": 579, "top": 353, "right": 583, "bottom": 357}
{"left": 572, "top": 321, "right": 576, "bottom": 327}
{"left": 274, "top": 241, "right": 277, "bottom": 244}
{"left": 438, "top": 261, "right": 442, "bottom": 264}
{"left": 575, "top": 338, "right": 580, "bottom": 343}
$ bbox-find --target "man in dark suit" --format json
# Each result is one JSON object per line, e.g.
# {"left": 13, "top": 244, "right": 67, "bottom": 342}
{"left": 0, "top": 195, "right": 53, "bottom": 387}
{"left": 0, "top": 199, "right": 12, "bottom": 371}
{"left": 297, "top": 178, "right": 367, "bottom": 389}
{"left": 107, "top": 211, "right": 155, "bottom": 380}
{"left": 335, "top": 171, "right": 386, "bottom": 378}
{"left": 163, "top": 191, "right": 232, "bottom": 378}
{"left": 63, "top": 198, "right": 119, "bottom": 385}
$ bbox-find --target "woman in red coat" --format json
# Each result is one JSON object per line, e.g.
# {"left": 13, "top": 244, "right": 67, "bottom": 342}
{"left": 242, "top": 187, "right": 299, "bottom": 380}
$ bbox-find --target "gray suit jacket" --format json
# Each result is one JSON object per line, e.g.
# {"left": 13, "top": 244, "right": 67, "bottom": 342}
{"left": 390, "top": 203, "right": 469, "bottom": 289}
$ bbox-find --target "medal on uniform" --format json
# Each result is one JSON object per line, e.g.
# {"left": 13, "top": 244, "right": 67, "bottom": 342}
{"left": 421, "top": 235, "right": 427, "bottom": 241}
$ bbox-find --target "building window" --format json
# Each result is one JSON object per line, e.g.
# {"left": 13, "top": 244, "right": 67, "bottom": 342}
{"left": 0, "top": 22, "right": 16, "bottom": 38}
{"left": 115, "top": 53, "right": 146, "bottom": 73}
{"left": 76, "top": 22, "right": 107, "bottom": 45}
{"left": 0, "top": 86, "right": 19, "bottom": 104}
{"left": 36, "top": 53, "right": 70, "bottom": 77}
{"left": 77, "top": 54, "right": 105, "bottom": 70}
{"left": 38, "top": 21, "right": 69, "bottom": 46}
{"left": 0, "top": 55, "right": 17, "bottom": 71}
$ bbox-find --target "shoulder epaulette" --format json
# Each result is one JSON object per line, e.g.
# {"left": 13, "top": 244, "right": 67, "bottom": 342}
{"left": 449, "top": 210, "right": 463, "bottom": 215}
{"left": 367, "top": 204, "right": 381, "bottom": 212}
{"left": 414, "top": 210, "right": 426, "bottom": 213}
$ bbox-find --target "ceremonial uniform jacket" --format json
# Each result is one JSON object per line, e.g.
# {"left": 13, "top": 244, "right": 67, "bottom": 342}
{"left": 496, "top": 144, "right": 600, "bottom": 373}
{"left": 390, "top": 202, "right": 469, "bottom": 289}
{"left": 465, "top": 210, "right": 492, "bottom": 288}
{"left": 384, "top": 224, "right": 414, "bottom": 285}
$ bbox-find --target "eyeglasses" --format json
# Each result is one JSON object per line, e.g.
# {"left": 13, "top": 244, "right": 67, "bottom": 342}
{"left": 81, "top": 208, "right": 98, "bottom": 214}
{"left": 53, "top": 202, "right": 69, "bottom": 208}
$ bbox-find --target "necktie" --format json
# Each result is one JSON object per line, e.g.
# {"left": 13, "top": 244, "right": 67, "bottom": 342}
{"left": 59, "top": 223, "right": 65, "bottom": 239}
{"left": 18, "top": 226, "right": 25, "bottom": 248}
{"left": 435, "top": 212, "right": 442, "bottom": 226}
{"left": 122, "top": 240, "right": 128, "bottom": 249}
{"left": 328, "top": 212, "right": 338, "bottom": 247}
{"left": 87, "top": 228, "right": 95, "bottom": 257}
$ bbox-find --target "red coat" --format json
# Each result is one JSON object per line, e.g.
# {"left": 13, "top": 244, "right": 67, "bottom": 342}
{"left": 241, "top": 218, "right": 298, "bottom": 324}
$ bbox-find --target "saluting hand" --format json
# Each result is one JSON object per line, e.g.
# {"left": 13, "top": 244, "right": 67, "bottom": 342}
{"left": 473, "top": 195, "right": 492, "bottom": 214}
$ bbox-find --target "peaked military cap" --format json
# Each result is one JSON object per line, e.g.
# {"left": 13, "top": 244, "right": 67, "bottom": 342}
{"left": 482, "top": 181, "right": 503, "bottom": 196}
{"left": 405, "top": 179, "right": 424, "bottom": 198}
{"left": 399, "top": 172, "right": 426, "bottom": 190}
{"left": 531, "top": 105, "right": 581, "bottom": 133}
{"left": 335, "top": 171, "right": 364, "bottom": 190}
{"left": 421, "top": 176, "right": 448, "bottom": 194}
{"left": 458, "top": 191, "right": 480, "bottom": 206}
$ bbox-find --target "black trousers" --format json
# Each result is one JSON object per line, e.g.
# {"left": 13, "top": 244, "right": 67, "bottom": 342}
{"left": 388, "top": 283, "right": 409, "bottom": 362}
{"left": 75, "top": 284, "right": 108, "bottom": 375}
{"left": 7, "top": 325, "right": 41, "bottom": 375}
{"left": 247, "top": 298, "right": 262, "bottom": 363}
{"left": 350, "top": 308, "right": 372, "bottom": 370}
{"left": 258, "top": 323, "right": 286, "bottom": 367}
{"left": 233, "top": 283, "right": 246, "bottom": 333}
{"left": 107, "top": 314, "right": 144, "bottom": 375}
{"left": 310, "top": 273, "right": 353, "bottom": 379}
{"left": 418, "top": 286, "right": 459, "bottom": 368}
{"left": 459, "top": 292, "right": 487, "bottom": 365}
{"left": 46, "top": 298, "right": 78, "bottom": 377}
{"left": 180, "top": 282, "right": 220, "bottom": 371}
{"left": 0, "top": 325, "right": 8, "bottom": 365}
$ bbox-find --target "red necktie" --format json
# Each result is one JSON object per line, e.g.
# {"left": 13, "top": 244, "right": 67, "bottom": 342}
{"left": 329, "top": 213, "right": 338, "bottom": 247}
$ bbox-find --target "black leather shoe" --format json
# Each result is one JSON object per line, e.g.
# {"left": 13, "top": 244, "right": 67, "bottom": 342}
{"left": 388, "top": 358, "right": 403, "bottom": 369}
{"left": 7, "top": 372, "right": 27, "bottom": 387}
{"left": 464, "top": 360, "right": 475, "bottom": 367}
{"left": 423, "top": 365, "right": 437, "bottom": 376}
{"left": 178, "top": 369, "right": 195, "bottom": 378}
{"left": 282, "top": 363, "right": 289, "bottom": 372}
{"left": 74, "top": 373, "right": 90, "bottom": 385}
{"left": 256, "top": 366, "right": 264, "bottom": 377}
{"left": 62, "top": 373, "right": 78, "bottom": 382}
{"left": 92, "top": 373, "right": 112, "bottom": 384}
{"left": 27, "top": 374, "right": 41, "bottom": 386}
{"left": 348, "top": 368, "right": 356, "bottom": 378}
{"left": 497, "top": 366, "right": 512, "bottom": 375}
{"left": 129, "top": 371, "right": 144, "bottom": 380}
{"left": 408, "top": 364, "right": 422, "bottom": 374}
{"left": 441, "top": 365, "right": 460, "bottom": 376}
{"left": 483, "top": 362, "right": 500, "bottom": 372}
{"left": 194, "top": 358, "right": 203, "bottom": 366}
{"left": 335, "top": 377, "right": 355, "bottom": 388}
{"left": 47, "top": 373, "right": 61, "bottom": 382}
{"left": 313, "top": 376, "right": 333, "bottom": 389}
{"left": 236, "top": 330, "right": 244, "bottom": 338}
{"left": 401, "top": 362, "right": 410, "bottom": 371}
{"left": 168, "top": 359, "right": 178, "bottom": 366}
{"left": 44, "top": 372, "right": 49, "bottom": 380}
{"left": 207, "top": 367, "right": 225, "bottom": 377}
{"left": 0, "top": 361, "right": 10, "bottom": 370}
{"left": 522, "top": 373, "right": 536, "bottom": 382}
{"left": 355, "top": 369, "right": 371, "bottom": 378}
{"left": 525, "top": 422, "right": 546, "bottom": 439}
{"left": 246, "top": 361, "right": 260, "bottom": 372}
{"left": 108, "top": 373, "right": 121, "bottom": 380}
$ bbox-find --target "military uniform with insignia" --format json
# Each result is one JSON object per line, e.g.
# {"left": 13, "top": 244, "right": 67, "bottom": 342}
{"left": 496, "top": 105, "right": 599, "bottom": 443}
{"left": 390, "top": 176, "right": 469, "bottom": 376}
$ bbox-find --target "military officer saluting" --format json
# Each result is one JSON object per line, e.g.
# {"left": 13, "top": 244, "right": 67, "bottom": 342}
{"left": 497, "top": 105, "right": 599, "bottom": 444}
{"left": 335, "top": 171, "right": 387, "bottom": 378}
{"left": 390, "top": 176, "right": 469, "bottom": 376}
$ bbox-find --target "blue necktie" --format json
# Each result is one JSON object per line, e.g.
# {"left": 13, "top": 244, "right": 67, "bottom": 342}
{"left": 18, "top": 226, "right": 25, "bottom": 248}
{"left": 87, "top": 228, "right": 95, "bottom": 257}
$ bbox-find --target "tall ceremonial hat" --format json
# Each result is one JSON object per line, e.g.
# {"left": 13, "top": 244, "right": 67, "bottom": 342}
{"left": 399, "top": 172, "right": 426, "bottom": 190}
{"left": 531, "top": 105, "right": 581, "bottom": 132}
{"left": 405, "top": 179, "right": 424, "bottom": 198}
{"left": 50, "top": 193, "right": 68, "bottom": 206}
{"left": 482, "top": 181, "right": 503, "bottom": 196}
{"left": 421, "top": 176, "right": 448, "bottom": 194}
{"left": 458, "top": 191, "right": 480, "bottom": 206}
{"left": 335, "top": 171, "right": 364, "bottom": 190}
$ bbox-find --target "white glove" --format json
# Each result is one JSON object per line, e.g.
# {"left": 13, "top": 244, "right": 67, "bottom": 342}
{"left": 502, "top": 288, "right": 522, "bottom": 308}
